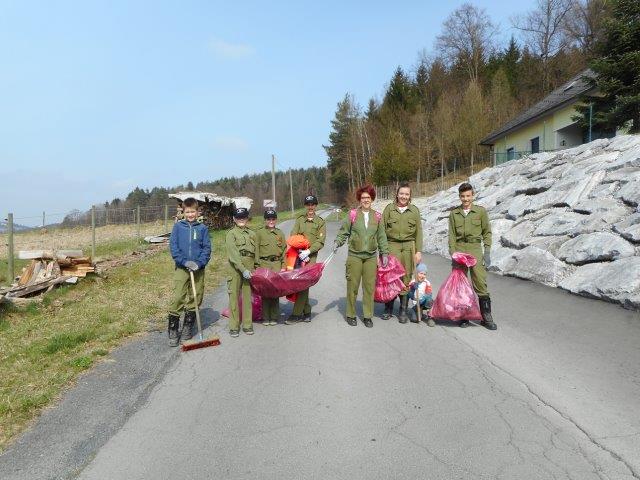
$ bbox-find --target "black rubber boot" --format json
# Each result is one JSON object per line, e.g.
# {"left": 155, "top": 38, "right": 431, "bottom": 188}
{"left": 410, "top": 305, "right": 419, "bottom": 323}
{"left": 167, "top": 314, "right": 180, "bottom": 347}
{"left": 398, "top": 295, "right": 409, "bottom": 324}
{"left": 181, "top": 311, "right": 196, "bottom": 343}
{"left": 382, "top": 299, "right": 394, "bottom": 320}
{"left": 479, "top": 297, "right": 497, "bottom": 330}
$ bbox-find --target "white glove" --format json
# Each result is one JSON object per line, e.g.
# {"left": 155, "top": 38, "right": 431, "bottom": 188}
{"left": 298, "top": 249, "right": 311, "bottom": 261}
{"left": 242, "top": 270, "right": 252, "bottom": 280}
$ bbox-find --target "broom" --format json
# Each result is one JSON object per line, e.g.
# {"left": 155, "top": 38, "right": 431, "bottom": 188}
{"left": 181, "top": 269, "right": 220, "bottom": 352}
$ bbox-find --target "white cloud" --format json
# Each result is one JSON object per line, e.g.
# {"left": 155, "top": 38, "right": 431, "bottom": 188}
{"left": 209, "top": 39, "right": 255, "bottom": 59}
{"left": 213, "top": 135, "right": 249, "bottom": 152}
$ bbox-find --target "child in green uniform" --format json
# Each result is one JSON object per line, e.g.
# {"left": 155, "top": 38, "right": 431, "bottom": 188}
{"left": 255, "top": 209, "right": 286, "bottom": 325}
{"left": 168, "top": 198, "right": 211, "bottom": 346}
{"left": 226, "top": 207, "right": 257, "bottom": 337}
{"left": 285, "top": 195, "right": 326, "bottom": 324}
{"left": 334, "top": 185, "right": 389, "bottom": 328}
{"left": 448, "top": 182, "right": 497, "bottom": 330}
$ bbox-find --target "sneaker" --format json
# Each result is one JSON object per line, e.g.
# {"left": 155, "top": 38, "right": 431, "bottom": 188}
{"left": 264, "top": 320, "right": 277, "bottom": 326}
{"left": 346, "top": 317, "right": 357, "bottom": 326}
{"left": 229, "top": 329, "right": 240, "bottom": 338}
{"left": 302, "top": 313, "right": 312, "bottom": 323}
{"left": 426, "top": 318, "right": 436, "bottom": 327}
{"left": 362, "top": 318, "right": 373, "bottom": 328}
{"left": 242, "top": 326, "right": 255, "bottom": 335}
{"left": 459, "top": 320, "right": 470, "bottom": 328}
{"left": 285, "top": 315, "right": 301, "bottom": 325}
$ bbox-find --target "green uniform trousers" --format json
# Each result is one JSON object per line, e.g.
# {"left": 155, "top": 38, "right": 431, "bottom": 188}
{"left": 292, "top": 254, "right": 317, "bottom": 316}
{"left": 169, "top": 267, "right": 205, "bottom": 316}
{"left": 259, "top": 260, "right": 281, "bottom": 321}
{"left": 454, "top": 242, "right": 489, "bottom": 297}
{"left": 227, "top": 257, "right": 254, "bottom": 331}
{"left": 388, "top": 240, "right": 415, "bottom": 296}
{"left": 345, "top": 255, "right": 377, "bottom": 319}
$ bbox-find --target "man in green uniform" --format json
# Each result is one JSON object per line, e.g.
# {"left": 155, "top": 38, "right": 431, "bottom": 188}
{"left": 255, "top": 209, "right": 286, "bottom": 326}
{"left": 333, "top": 185, "right": 389, "bottom": 327}
{"left": 285, "top": 195, "right": 326, "bottom": 324}
{"left": 226, "top": 207, "right": 257, "bottom": 337}
{"left": 382, "top": 183, "right": 423, "bottom": 323}
{"left": 448, "top": 182, "right": 497, "bottom": 330}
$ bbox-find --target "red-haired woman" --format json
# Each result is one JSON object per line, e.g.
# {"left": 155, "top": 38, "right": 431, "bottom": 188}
{"left": 333, "top": 185, "right": 389, "bottom": 327}
{"left": 382, "top": 182, "right": 423, "bottom": 323}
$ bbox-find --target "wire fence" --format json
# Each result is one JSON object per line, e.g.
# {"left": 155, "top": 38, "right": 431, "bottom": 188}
{"left": 376, "top": 160, "right": 493, "bottom": 201}
{"left": 1, "top": 205, "right": 174, "bottom": 285}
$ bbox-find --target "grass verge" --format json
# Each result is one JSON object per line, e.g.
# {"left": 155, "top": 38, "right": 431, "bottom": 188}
{"left": 0, "top": 230, "right": 230, "bottom": 451}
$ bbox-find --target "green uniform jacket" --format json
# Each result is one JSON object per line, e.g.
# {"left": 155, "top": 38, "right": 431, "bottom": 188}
{"left": 290, "top": 214, "right": 326, "bottom": 256}
{"left": 382, "top": 202, "right": 423, "bottom": 248}
{"left": 335, "top": 208, "right": 389, "bottom": 259}
{"left": 255, "top": 226, "right": 286, "bottom": 270}
{"left": 448, "top": 204, "right": 492, "bottom": 255}
{"left": 225, "top": 225, "right": 257, "bottom": 273}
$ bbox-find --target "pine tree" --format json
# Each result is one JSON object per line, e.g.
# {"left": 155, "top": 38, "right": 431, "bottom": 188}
{"left": 578, "top": 0, "right": 640, "bottom": 133}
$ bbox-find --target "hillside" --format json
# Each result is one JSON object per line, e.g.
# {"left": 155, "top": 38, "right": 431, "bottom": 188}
{"left": 414, "top": 135, "right": 640, "bottom": 309}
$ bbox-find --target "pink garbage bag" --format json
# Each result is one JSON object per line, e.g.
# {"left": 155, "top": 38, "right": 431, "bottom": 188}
{"left": 221, "top": 293, "right": 263, "bottom": 321}
{"left": 430, "top": 263, "right": 482, "bottom": 322}
{"left": 452, "top": 251, "right": 477, "bottom": 267}
{"left": 374, "top": 254, "right": 406, "bottom": 303}
{"left": 250, "top": 263, "right": 325, "bottom": 298}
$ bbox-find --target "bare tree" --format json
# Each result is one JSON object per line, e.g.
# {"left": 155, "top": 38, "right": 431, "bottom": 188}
{"left": 563, "top": 0, "right": 610, "bottom": 56}
{"left": 512, "top": 0, "right": 573, "bottom": 91}
{"left": 435, "top": 3, "right": 497, "bottom": 83}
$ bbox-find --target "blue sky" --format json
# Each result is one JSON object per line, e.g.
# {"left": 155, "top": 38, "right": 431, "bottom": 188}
{"left": 1, "top": 0, "right": 522, "bottom": 224}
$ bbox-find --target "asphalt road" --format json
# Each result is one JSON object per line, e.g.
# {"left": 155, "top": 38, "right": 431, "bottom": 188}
{"left": 1, "top": 215, "right": 639, "bottom": 479}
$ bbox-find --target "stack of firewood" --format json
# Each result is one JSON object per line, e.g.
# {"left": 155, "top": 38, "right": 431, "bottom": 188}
{"left": 5, "top": 250, "right": 94, "bottom": 299}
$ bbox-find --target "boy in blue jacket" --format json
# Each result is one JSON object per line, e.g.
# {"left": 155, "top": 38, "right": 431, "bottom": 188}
{"left": 167, "top": 198, "right": 212, "bottom": 346}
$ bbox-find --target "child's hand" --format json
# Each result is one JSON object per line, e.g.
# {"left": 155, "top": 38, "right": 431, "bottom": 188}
{"left": 185, "top": 261, "right": 199, "bottom": 271}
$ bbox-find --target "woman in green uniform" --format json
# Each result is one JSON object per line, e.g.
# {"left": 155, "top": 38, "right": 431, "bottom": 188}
{"left": 382, "top": 183, "right": 423, "bottom": 323}
{"left": 255, "top": 209, "right": 286, "bottom": 325}
{"left": 333, "top": 185, "right": 389, "bottom": 328}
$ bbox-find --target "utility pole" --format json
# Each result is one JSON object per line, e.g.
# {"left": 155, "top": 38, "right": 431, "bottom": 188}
{"left": 271, "top": 154, "right": 276, "bottom": 207}
{"left": 289, "top": 168, "right": 294, "bottom": 214}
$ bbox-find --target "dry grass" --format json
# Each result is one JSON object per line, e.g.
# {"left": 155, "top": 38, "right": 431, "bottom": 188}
{"left": 0, "top": 221, "right": 168, "bottom": 260}
{"left": 0, "top": 229, "right": 230, "bottom": 451}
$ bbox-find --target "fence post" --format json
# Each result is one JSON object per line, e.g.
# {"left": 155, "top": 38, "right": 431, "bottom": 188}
{"left": 7, "top": 213, "right": 14, "bottom": 284}
{"left": 105, "top": 208, "right": 108, "bottom": 226}
{"left": 136, "top": 206, "right": 141, "bottom": 243}
{"left": 42, "top": 211, "right": 45, "bottom": 229}
{"left": 164, "top": 204, "right": 169, "bottom": 231}
{"left": 91, "top": 206, "right": 96, "bottom": 261}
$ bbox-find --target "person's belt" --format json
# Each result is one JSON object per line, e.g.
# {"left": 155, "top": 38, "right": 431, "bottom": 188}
{"left": 239, "top": 250, "right": 255, "bottom": 257}
{"left": 260, "top": 255, "right": 280, "bottom": 261}
{"left": 388, "top": 239, "right": 414, "bottom": 243}
{"left": 459, "top": 239, "right": 482, "bottom": 244}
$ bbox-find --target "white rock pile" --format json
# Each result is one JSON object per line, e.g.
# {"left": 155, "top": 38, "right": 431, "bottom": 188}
{"left": 414, "top": 135, "right": 640, "bottom": 310}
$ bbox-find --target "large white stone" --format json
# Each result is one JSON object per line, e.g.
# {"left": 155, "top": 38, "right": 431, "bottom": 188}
{"left": 559, "top": 257, "right": 640, "bottom": 309}
{"left": 614, "top": 178, "right": 640, "bottom": 206}
{"left": 556, "top": 232, "right": 636, "bottom": 265}
{"left": 613, "top": 213, "right": 640, "bottom": 243}
{"left": 501, "top": 246, "right": 574, "bottom": 287}
{"left": 606, "top": 134, "right": 640, "bottom": 152}
{"left": 533, "top": 210, "right": 590, "bottom": 236}
{"left": 487, "top": 245, "right": 517, "bottom": 273}
{"left": 501, "top": 220, "right": 536, "bottom": 249}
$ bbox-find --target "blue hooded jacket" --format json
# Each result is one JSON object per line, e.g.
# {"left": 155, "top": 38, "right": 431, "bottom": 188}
{"left": 169, "top": 220, "right": 212, "bottom": 269}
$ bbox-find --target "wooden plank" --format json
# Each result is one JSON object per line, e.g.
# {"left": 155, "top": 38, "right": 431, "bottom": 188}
{"left": 19, "top": 250, "right": 83, "bottom": 260}
{"left": 7, "top": 276, "right": 71, "bottom": 298}
{"left": 17, "top": 260, "right": 37, "bottom": 286}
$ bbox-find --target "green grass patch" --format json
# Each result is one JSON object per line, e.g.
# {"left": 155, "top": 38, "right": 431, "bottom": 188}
{"left": 0, "top": 228, "right": 230, "bottom": 451}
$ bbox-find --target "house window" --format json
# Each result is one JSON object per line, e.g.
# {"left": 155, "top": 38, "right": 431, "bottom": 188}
{"left": 507, "top": 147, "right": 515, "bottom": 161}
{"left": 531, "top": 137, "right": 540, "bottom": 153}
